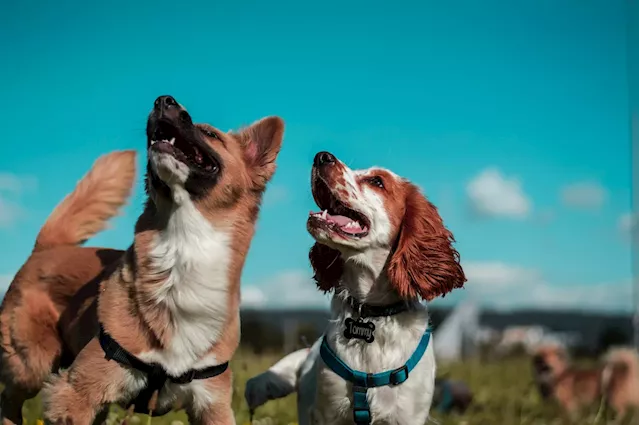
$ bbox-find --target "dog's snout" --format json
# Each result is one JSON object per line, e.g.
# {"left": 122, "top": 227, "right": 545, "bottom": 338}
{"left": 532, "top": 355, "right": 551, "bottom": 372}
{"left": 314, "top": 151, "right": 336, "bottom": 167}
{"left": 154, "top": 95, "right": 178, "bottom": 111}
{"left": 151, "top": 95, "right": 191, "bottom": 125}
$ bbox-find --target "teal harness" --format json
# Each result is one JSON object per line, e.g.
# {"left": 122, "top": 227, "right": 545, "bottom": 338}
{"left": 437, "top": 380, "right": 454, "bottom": 412}
{"left": 319, "top": 328, "right": 432, "bottom": 424}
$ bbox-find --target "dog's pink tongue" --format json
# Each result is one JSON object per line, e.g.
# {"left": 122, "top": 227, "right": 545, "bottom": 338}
{"left": 327, "top": 213, "right": 352, "bottom": 226}
{"left": 328, "top": 213, "right": 363, "bottom": 234}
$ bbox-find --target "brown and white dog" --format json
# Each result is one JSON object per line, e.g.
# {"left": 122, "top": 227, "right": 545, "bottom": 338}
{"left": 245, "top": 152, "right": 466, "bottom": 425}
{"left": 0, "top": 95, "right": 284, "bottom": 425}
{"left": 532, "top": 344, "right": 639, "bottom": 421}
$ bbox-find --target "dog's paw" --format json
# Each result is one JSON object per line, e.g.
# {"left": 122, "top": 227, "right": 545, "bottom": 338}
{"left": 244, "top": 371, "right": 295, "bottom": 411}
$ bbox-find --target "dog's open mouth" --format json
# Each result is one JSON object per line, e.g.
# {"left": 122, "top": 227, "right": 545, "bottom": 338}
{"left": 308, "top": 177, "right": 370, "bottom": 238}
{"left": 149, "top": 121, "right": 217, "bottom": 173}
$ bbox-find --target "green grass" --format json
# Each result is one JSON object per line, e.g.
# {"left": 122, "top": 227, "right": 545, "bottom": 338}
{"left": 14, "top": 350, "right": 638, "bottom": 425}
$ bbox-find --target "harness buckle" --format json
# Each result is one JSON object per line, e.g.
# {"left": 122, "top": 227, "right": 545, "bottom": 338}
{"left": 351, "top": 385, "right": 371, "bottom": 424}
{"left": 175, "top": 369, "right": 196, "bottom": 384}
{"left": 147, "top": 364, "right": 168, "bottom": 387}
{"left": 353, "top": 407, "right": 371, "bottom": 425}
{"left": 389, "top": 365, "right": 409, "bottom": 385}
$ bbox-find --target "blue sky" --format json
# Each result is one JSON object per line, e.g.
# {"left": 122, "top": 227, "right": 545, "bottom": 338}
{"left": 0, "top": 0, "right": 637, "bottom": 312}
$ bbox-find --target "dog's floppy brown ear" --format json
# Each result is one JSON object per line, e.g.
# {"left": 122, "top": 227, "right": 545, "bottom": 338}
{"left": 236, "top": 116, "right": 285, "bottom": 188}
{"left": 309, "top": 242, "right": 343, "bottom": 292}
{"left": 387, "top": 184, "right": 466, "bottom": 301}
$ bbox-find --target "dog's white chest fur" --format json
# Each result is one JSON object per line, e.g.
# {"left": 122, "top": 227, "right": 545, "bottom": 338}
{"left": 140, "top": 187, "right": 231, "bottom": 377}
{"left": 308, "top": 307, "right": 436, "bottom": 425}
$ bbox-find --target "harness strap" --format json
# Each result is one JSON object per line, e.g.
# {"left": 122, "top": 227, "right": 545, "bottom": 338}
{"left": 98, "top": 324, "right": 229, "bottom": 414}
{"left": 319, "top": 328, "right": 431, "bottom": 424}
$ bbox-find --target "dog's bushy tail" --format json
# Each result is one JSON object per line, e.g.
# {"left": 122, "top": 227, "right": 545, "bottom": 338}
{"left": 33, "top": 150, "right": 137, "bottom": 252}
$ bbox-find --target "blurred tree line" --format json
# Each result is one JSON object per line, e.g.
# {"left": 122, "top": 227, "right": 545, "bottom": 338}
{"left": 239, "top": 308, "right": 634, "bottom": 358}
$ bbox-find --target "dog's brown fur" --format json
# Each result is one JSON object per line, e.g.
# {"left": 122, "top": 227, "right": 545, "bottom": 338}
{"left": 0, "top": 151, "right": 136, "bottom": 425}
{"left": 601, "top": 348, "right": 640, "bottom": 420}
{"left": 0, "top": 101, "right": 284, "bottom": 425}
{"left": 532, "top": 344, "right": 639, "bottom": 421}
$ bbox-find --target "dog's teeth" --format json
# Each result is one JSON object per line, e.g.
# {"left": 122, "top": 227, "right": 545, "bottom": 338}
{"left": 169, "top": 138, "right": 175, "bottom": 145}
{"left": 321, "top": 210, "right": 328, "bottom": 219}
{"left": 151, "top": 140, "right": 157, "bottom": 145}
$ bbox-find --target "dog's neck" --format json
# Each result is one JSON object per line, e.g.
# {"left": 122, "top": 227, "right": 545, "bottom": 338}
{"left": 127, "top": 189, "right": 254, "bottom": 372}
{"left": 327, "top": 245, "right": 429, "bottom": 379}
{"left": 334, "top": 246, "right": 404, "bottom": 308}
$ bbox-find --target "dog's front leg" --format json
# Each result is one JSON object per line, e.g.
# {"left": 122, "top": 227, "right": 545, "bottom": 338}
{"left": 308, "top": 406, "right": 346, "bottom": 425}
{"left": 189, "top": 405, "right": 235, "bottom": 425}
{"left": 42, "top": 339, "right": 141, "bottom": 425}
{"left": 186, "top": 371, "right": 235, "bottom": 425}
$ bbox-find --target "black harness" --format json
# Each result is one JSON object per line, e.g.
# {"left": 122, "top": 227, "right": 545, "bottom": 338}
{"left": 98, "top": 324, "right": 229, "bottom": 414}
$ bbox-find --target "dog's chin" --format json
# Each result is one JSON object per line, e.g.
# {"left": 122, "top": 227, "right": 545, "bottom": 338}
{"left": 150, "top": 151, "right": 191, "bottom": 186}
{"left": 147, "top": 151, "right": 193, "bottom": 205}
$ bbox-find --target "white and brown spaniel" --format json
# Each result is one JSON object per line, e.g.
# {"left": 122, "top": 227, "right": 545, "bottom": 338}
{"left": 245, "top": 151, "right": 466, "bottom": 425}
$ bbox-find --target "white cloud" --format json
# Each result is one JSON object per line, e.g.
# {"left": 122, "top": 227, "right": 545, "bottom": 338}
{"left": 241, "top": 270, "right": 331, "bottom": 309}
{"left": 618, "top": 213, "right": 640, "bottom": 245}
{"left": 560, "top": 182, "right": 607, "bottom": 209}
{"left": 463, "top": 262, "right": 541, "bottom": 288}
{"left": 241, "top": 286, "right": 268, "bottom": 308}
{"left": 0, "top": 273, "right": 13, "bottom": 294}
{"left": 0, "top": 173, "right": 37, "bottom": 193}
{"left": 466, "top": 168, "right": 531, "bottom": 219}
{"left": 461, "top": 261, "right": 634, "bottom": 312}
{"left": 263, "top": 185, "right": 288, "bottom": 207}
{"left": 618, "top": 213, "right": 640, "bottom": 234}
{"left": 0, "top": 198, "right": 22, "bottom": 227}
{"left": 0, "top": 173, "right": 37, "bottom": 227}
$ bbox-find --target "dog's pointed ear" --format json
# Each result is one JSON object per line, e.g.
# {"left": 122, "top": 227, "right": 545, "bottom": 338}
{"left": 387, "top": 184, "right": 466, "bottom": 301}
{"left": 235, "top": 116, "right": 285, "bottom": 188}
{"left": 309, "top": 242, "right": 343, "bottom": 293}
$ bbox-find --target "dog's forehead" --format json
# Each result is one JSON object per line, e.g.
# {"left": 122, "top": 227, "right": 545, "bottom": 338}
{"left": 354, "top": 166, "right": 400, "bottom": 180}
{"left": 195, "top": 123, "right": 239, "bottom": 149}
{"left": 195, "top": 123, "right": 221, "bottom": 133}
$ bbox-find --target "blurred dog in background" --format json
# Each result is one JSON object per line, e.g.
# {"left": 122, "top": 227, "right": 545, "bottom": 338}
{"left": 532, "top": 344, "right": 638, "bottom": 421}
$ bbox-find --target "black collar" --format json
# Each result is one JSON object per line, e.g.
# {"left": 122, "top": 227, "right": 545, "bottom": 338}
{"left": 98, "top": 324, "right": 229, "bottom": 414}
{"left": 345, "top": 295, "right": 413, "bottom": 318}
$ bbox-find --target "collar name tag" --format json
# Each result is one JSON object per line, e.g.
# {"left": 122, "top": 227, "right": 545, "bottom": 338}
{"left": 344, "top": 317, "right": 375, "bottom": 343}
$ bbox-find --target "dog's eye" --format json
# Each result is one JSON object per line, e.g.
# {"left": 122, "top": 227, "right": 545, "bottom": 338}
{"left": 202, "top": 129, "right": 219, "bottom": 139}
{"left": 367, "top": 176, "right": 384, "bottom": 189}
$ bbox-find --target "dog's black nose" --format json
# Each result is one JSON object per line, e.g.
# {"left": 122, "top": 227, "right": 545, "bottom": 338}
{"left": 314, "top": 151, "right": 336, "bottom": 167}
{"left": 151, "top": 95, "right": 189, "bottom": 124}
{"left": 154, "top": 95, "right": 178, "bottom": 112}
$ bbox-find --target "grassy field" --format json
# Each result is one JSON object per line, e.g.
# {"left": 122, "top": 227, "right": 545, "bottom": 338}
{"left": 16, "top": 350, "right": 637, "bottom": 425}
